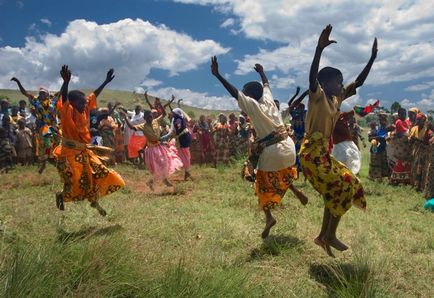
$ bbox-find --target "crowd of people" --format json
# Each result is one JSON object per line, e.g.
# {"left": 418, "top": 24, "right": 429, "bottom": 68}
{"left": 0, "top": 24, "right": 433, "bottom": 257}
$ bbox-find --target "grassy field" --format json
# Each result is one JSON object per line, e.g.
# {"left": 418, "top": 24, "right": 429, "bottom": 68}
{"left": 0, "top": 144, "right": 433, "bottom": 297}
{"left": 0, "top": 89, "right": 232, "bottom": 118}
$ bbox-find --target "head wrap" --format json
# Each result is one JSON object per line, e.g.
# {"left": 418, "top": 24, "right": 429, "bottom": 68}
{"left": 39, "top": 86, "right": 49, "bottom": 94}
{"left": 408, "top": 107, "right": 420, "bottom": 114}
{"left": 416, "top": 113, "right": 427, "bottom": 121}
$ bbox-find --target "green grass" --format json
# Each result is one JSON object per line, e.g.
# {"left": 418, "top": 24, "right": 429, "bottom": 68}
{"left": 1, "top": 145, "right": 433, "bottom": 297}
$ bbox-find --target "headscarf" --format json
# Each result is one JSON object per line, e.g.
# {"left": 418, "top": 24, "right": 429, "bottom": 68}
{"left": 169, "top": 108, "right": 190, "bottom": 134}
{"left": 408, "top": 107, "right": 420, "bottom": 114}
{"left": 416, "top": 113, "right": 427, "bottom": 121}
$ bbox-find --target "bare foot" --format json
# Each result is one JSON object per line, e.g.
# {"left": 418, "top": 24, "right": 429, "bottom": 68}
{"left": 163, "top": 179, "right": 173, "bottom": 187}
{"left": 90, "top": 202, "right": 107, "bottom": 217}
{"left": 261, "top": 217, "right": 277, "bottom": 239}
{"left": 184, "top": 172, "right": 194, "bottom": 181}
{"left": 314, "top": 237, "right": 335, "bottom": 258}
{"left": 324, "top": 237, "right": 348, "bottom": 252}
{"left": 146, "top": 180, "right": 154, "bottom": 191}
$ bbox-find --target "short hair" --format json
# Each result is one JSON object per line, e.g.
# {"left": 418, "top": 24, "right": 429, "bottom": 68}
{"left": 317, "top": 67, "right": 343, "bottom": 85}
{"left": 19, "top": 100, "right": 26, "bottom": 105}
{"left": 397, "top": 107, "right": 406, "bottom": 114}
{"left": 242, "top": 81, "right": 263, "bottom": 101}
{"left": 143, "top": 110, "right": 152, "bottom": 119}
{"left": 68, "top": 90, "right": 85, "bottom": 103}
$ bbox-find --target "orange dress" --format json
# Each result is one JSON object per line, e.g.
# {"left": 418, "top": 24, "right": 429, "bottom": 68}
{"left": 53, "top": 93, "right": 125, "bottom": 203}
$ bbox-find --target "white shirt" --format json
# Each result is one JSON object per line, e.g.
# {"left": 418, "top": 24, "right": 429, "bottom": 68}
{"left": 128, "top": 111, "right": 145, "bottom": 136}
{"left": 237, "top": 84, "right": 296, "bottom": 171}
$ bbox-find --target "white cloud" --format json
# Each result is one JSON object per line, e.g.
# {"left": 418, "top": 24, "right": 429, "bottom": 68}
{"left": 16, "top": 1, "right": 23, "bottom": 8}
{"left": 40, "top": 18, "right": 52, "bottom": 26}
{"left": 177, "top": 0, "right": 434, "bottom": 88}
{"left": 139, "top": 78, "right": 163, "bottom": 89}
{"left": 405, "top": 81, "right": 434, "bottom": 92}
{"left": 148, "top": 86, "right": 238, "bottom": 111}
{"left": 28, "top": 23, "right": 36, "bottom": 31}
{"left": 0, "top": 18, "right": 229, "bottom": 94}
{"left": 220, "top": 18, "right": 235, "bottom": 28}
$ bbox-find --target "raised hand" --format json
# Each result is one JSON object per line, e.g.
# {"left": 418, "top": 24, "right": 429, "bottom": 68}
{"left": 371, "top": 37, "right": 378, "bottom": 59}
{"left": 211, "top": 56, "right": 219, "bottom": 76}
{"left": 296, "top": 86, "right": 301, "bottom": 94}
{"left": 60, "top": 65, "right": 71, "bottom": 82}
{"left": 170, "top": 94, "right": 175, "bottom": 103}
{"left": 10, "top": 77, "right": 20, "bottom": 84}
{"left": 317, "top": 24, "right": 337, "bottom": 50}
{"left": 254, "top": 63, "right": 264, "bottom": 73}
{"left": 105, "top": 68, "right": 115, "bottom": 83}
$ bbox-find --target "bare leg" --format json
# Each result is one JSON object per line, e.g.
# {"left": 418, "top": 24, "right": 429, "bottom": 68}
{"left": 146, "top": 179, "right": 154, "bottom": 191}
{"left": 56, "top": 192, "right": 64, "bottom": 211}
{"left": 184, "top": 171, "right": 193, "bottom": 181}
{"left": 38, "top": 159, "right": 46, "bottom": 174}
{"left": 289, "top": 184, "right": 308, "bottom": 205}
{"left": 323, "top": 214, "right": 348, "bottom": 251}
{"left": 261, "top": 208, "right": 277, "bottom": 239}
{"left": 163, "top": 178, "right": 173, "bottom": 187}
{"left": 90, "top": 201, "right": 107, "bottom": 217}
{"left": 314, "top": 207, "right": 335, "bottom": 257}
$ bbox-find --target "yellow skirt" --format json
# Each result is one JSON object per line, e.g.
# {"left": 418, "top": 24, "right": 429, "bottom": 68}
{"left": 299, "top": 132, "right": 366, "bottom": 216}
{"left": 255, "top": 167, "right": 297, "bottom": 210}
{"left": 55, "top": 146, "right": 125, "bottom": 203}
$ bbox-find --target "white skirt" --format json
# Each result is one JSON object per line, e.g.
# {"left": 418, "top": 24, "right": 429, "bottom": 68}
{"left": 331, "top": 141, "right": 362, "bottom": 175}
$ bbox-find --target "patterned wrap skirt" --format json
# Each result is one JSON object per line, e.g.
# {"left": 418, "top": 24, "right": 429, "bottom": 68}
{"left": 369, "top": 150, "right": 390, "bottom": 179}
{"left": 255, "top": 167, "right": 297, "bottom": 210}
{"left": 54, "top": 143, "right": 125, "bottom": 203}
{"left": 425, "top": 144, "right": 434, "bottom": 200}
{"left": 411, "top": 141, "right": 430, "bottom": 191}
{"left": 389, "top": 136, "right": 412, "bottom": 185}
{"left": 300, "top": 132, "right": 366, "bottom": 216}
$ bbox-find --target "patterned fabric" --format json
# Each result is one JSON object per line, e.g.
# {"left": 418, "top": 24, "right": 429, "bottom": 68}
{"left": 54, "top": 93, "right": 125, "bottom": 203}
{"left": 255, "top": 167, "right": 297, "bottom": 210}
{"left": 0, "top": 137, "right": 14, "bottom": 170}
{"left": 425, "top": 143, "right": 434, "bottom": 200}
{"left": 197, "top": 126, "right": 215, "bottom": 164}
{"left": 389, "top": 136, "right": 412, "bottom": 185}
{"left": 369, "top": 150, "right": 390, "bottom": 179}
{"left": 300, "top": 132, "right": 366, "bottom": 217}
{"left": 56, "top": 149, "right": 124, "bottom": 202}
{"left": 411, "top": 141, "right": 430, "bottom": 191}
{"left": 214, "top": 123, "right": 230, "bottom": 164}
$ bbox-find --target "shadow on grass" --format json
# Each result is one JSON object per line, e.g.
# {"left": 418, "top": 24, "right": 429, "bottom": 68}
{"left": 249, "top": 234, "right": 305, "bottom": 260}
{"left": 57, "top": 224, "right": 122, "bottom": 244}
{"left": 308, "top": 260, "right": 386, "bottom": 298}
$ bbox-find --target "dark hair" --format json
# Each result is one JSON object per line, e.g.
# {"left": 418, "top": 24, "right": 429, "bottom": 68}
{"left": 397, "top": 107, "right": 406, "bottom": 114}
{"left": 242, "top": 81, "right": 263, "bottom": 101}
{"left": 68, "top": 90, "right": 85, "bottom": 103}
{"left": 317, "top": 67, "right": 343, "bottom": 85}
{"left": 19, "top": 100, "right": 26, "bottom": 105}
{"left": 143, "top": 110, "right": 152, "bottom": 119}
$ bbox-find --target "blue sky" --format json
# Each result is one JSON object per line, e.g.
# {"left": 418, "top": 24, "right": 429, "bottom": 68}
{"left": 1, "top": 0, "right": 434, "bottom": 111}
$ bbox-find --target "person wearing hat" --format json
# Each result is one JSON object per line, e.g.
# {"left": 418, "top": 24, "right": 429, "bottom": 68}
{"left": 408, "top": 107, "right": 420, "bottom": 127}
{"left": 10, "top": 77, "right": 60, "bottom": 174}
{"left": 409, "top": 113, "right": 433, "bottom": 191}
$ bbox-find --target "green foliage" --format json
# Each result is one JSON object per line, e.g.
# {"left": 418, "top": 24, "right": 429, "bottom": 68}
{"left": 390, "top": 101, "right": 401, "bottom": 114}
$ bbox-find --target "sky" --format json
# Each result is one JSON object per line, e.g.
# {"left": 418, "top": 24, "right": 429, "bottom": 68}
{"left": 0, "top": 0, "right": 434, "bottom": 112}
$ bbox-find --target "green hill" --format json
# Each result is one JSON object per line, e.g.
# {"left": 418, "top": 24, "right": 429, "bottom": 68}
{"left": 0, "top": 89, "right": 232, "bottom": 118}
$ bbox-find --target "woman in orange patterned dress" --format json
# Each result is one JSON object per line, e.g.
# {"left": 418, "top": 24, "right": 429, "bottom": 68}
{"left": 53, "top": 65, "right": 125, "bottom": 216}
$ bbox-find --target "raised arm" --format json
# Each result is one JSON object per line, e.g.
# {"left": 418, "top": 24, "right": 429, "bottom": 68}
{"left": 93, "top": 68, "right": 115, "bottom": 98}
{"left": 164, "top": 95, "right": 175, "bottom": 109}
{"left": 287, "top": 86, "right": 301, "bottom": 106}
{"left": 355, "top": 38, "right": 378, "bottom": 88}
{"left": 60, "top": 65, "right": 71, "bottom": 104}
{"left": 144, "top": 91, "right": 154, "bottom": 109}
{"left": 289, "top": 89, "right": 309, "bottom": 109}
{"left": 177, "top": 98, "right": 183, "bottom": 108}
{"left": 10, "top": 77, "right": 33, "bottom": 100}
{"left": 309, "top": 24, "right": 337, "bottom": 92}
{"left": 210, "top": 56, "right": 238, "bottom": 99}
{"left": 120, "top": 112, "right": 137, "bottom": 131}
{"left": 253, "top": 64, "right": 268, "bottom": 85}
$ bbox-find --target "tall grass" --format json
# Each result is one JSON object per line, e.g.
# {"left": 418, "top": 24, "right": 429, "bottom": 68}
{"left": 0, "top": 231, "right": 260, "bottom": 297}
